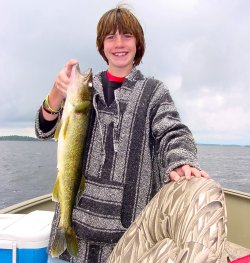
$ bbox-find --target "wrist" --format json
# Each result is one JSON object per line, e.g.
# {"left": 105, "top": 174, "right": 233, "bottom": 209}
{"left": 41, "top": 105, "right": 59, "bottom": 121}
{"left": 43, "top": 95, "right": 64, "bottom": 114}
{"left": 49, "top": 83, "right": 65, "bottom": 108}
{"left": 41, "top": 94, "right": 64, "bottom": 122}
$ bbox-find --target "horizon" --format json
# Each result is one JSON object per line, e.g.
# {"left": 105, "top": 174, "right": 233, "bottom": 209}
{"left": 0, "top": 134, "right": 249, "bottom": 147}
{"left": 1, "top": 0, "right": 250, "bottom": 145}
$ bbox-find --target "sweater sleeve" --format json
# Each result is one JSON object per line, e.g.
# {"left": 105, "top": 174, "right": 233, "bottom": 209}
{"left": 35, "top": 107, "right": 60, "bottom": 140}
{"left": 150, "top": 81, "right": 200, "bottom": 182}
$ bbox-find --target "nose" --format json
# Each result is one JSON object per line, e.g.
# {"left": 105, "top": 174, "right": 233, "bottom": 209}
{"left": 114, "top": 35, "right": 124, "bottom": 47}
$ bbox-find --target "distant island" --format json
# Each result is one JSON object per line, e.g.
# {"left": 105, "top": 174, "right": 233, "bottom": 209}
{"left": 0, "top": 135, "right": 39, "bottom": 141}
{"left": 0, "top": 136, "right": 248, "bottom": 146}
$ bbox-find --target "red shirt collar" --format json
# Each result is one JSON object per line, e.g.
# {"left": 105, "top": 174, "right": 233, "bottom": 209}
{"left": 106, "top": 71, "right": 125, "bottom": 83}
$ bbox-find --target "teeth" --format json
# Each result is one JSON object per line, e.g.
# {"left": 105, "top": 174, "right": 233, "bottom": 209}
{"left": 114, "top": 52, "right": 126, "bottom": 56}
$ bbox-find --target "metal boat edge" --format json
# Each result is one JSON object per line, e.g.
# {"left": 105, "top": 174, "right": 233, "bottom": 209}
{"left": 1, "top": 188, "right": 250, "bottom": 250}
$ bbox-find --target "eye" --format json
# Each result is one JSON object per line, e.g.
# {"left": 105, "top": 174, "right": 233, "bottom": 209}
{"left": 123, "top": 33, "right": 133, "bottom": 39}
{"left": 105, "top": 34, "right": 115, "bottom": 40}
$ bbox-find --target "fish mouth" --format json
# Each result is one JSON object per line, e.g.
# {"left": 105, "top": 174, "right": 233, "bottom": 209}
{"left": 75, "top": 64, "right": 92, "bottom": 75}
{"left": 83, "top": 68, "right": 93, "bottom": 86}
{"left": 83, "top": 68, "right": 92, "bottom": 78}
{"left": 75, "top": 65, "right": 92, "bottom": 83}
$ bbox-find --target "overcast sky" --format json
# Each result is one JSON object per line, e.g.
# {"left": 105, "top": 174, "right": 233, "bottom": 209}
{"left": 0, "top": 0, "right": 250, "bottom": 145}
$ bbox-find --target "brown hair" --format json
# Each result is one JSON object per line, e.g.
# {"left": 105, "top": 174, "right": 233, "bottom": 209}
{"left": 96, "top": 5, "right": 145, "bottom": 66}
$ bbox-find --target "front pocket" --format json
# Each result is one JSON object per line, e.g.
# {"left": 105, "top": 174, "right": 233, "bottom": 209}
{"left": 72, "top": 177, "right": 127, "bottom": 244}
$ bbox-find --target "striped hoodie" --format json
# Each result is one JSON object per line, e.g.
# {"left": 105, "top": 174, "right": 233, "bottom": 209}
{"left": 35, "top": 68, "right": 200, "bottom": 262}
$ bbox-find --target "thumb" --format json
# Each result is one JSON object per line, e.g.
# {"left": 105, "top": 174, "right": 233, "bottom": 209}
{"left": 65, "top": 59, "right": 78, "bottom": 77}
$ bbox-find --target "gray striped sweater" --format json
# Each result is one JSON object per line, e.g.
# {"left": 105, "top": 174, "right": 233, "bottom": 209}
{"left": 35, "top": 68, "right": 200, "bottom": 262}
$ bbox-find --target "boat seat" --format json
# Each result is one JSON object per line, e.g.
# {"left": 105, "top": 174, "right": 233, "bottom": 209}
{"left": 107, "top": 177, "right": 227, "bottom": 263}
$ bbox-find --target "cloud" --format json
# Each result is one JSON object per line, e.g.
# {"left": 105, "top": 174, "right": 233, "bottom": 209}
{"left": 0, "top": 0, "right": 249, "bottom": 145}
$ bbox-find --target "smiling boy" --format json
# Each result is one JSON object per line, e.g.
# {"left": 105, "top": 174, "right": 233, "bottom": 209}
{"left": 36, "top": 6, "right": 209, "bottom": 263}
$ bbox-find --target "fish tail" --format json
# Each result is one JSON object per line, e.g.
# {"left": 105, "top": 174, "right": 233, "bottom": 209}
{"left": 65, "top": 227, "right": 78, "bottom": 257}
{"left": 51, "top": 227, "right": 66, "bottom": 257}
{"left": 50, "top": 226, "right": 78, "bottom": 257}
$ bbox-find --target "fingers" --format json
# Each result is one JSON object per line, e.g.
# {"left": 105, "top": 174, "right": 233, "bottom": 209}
{"left": 64, "top": 59, "right": 79, "bottom": 77}
{"left": 200, "top": 170, "right": 210, "bottom": 178}
{"left": 190, "top": 168, "right": 210, "bottom": 179}
{"left": 191, "top": 167, "right": 202, "bottom": 178}
{"left": 169, "top": 165, "right": 210, "bottom": 182}
{"left": 54, "top": 59, "right": 79, "bottom": 97}
{"left": 169, "top": 170, "right": 181, "bottom": 181}
{"left": 182, "top": 165, "right": 192, "bottom": 180}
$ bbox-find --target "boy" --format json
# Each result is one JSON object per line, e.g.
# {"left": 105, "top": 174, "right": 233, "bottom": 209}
{"left": 36, "top": 6, "right": 209, "bottom": 263}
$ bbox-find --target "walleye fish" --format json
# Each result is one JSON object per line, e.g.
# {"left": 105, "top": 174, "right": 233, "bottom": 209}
{"left": 51, "top": 65, "right": 92, "bottom": 257}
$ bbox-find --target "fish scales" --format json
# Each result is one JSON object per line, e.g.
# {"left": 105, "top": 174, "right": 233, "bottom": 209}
{"left": 51, "top": 65, "right": 92, "bottom": 257}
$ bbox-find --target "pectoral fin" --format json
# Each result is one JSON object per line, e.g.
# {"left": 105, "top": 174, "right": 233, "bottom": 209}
{"left": 61, "top": 117, "right": 70, "bottom": 139}
{"left": 76, "top": 176, "right": 85, "bottom": 202}
{"left": 74, "top": 101, "right": 91, "bottom": 114}
{"left": 52, "top": 177, "right": 60, "bottom": 202}
{"left": 79, "top": 176, "right": 85, "bottom": 192}
{"left": 54, "top": 121, "right": 62, "bottom": 141}
{"left": 54, "top": 115, "right": 70, "bottom": 140}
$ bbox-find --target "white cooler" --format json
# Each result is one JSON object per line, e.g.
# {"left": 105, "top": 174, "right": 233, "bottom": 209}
{"left": 0, "top": 210, "right": 54, "bottom": 263}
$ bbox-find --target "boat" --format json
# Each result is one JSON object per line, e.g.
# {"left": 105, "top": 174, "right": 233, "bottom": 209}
{"left": 0, "top": 186, "right": 250, "bottom": 262}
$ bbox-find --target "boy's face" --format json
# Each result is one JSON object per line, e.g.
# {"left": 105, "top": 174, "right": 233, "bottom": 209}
{"left": 103, "top": 30, "right": 136, "bottom": 75}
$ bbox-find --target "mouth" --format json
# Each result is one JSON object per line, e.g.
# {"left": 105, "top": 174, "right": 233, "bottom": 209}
{"left": 113, "top": 52, "right": 128, "bottom": 57}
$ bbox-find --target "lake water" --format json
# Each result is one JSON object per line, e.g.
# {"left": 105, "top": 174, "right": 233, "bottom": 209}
{"left": 0, "top": 141, "right": 57, "bottom": 209}
{"left": 0, "top": 141, "right": 249, "bottom": 209}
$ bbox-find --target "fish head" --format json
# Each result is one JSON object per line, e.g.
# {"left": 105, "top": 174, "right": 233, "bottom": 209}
{"left": 68, "top": 65, "right": 93, "bottom": 103}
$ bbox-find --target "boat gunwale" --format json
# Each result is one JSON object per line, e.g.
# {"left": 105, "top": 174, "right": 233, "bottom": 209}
{"left": 223, "top": 188, "right": 250, "bottom": 199}
{"left": 1, "top": 188, "right": 250, "bottom": 214}
{"left": 1, "top": 189, "right": 250, "bottom": 251}
{"left": 0, "top": 194, "right": 52, "bottom": 214}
